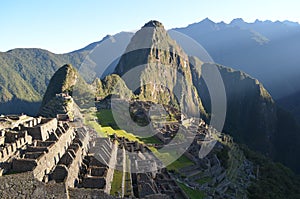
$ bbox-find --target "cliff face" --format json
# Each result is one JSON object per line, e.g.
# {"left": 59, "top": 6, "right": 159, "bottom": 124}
{"left": 101, "top": 74, "right": 133, "bottom": 99}
{"left": 114, "top": 20, "right": 206, "bottom": 117}
{"left": 189, "top": 56, "right": 277, "bottom": 155}
{"left": 40, "top": 64, "right": 78, "bottom": 108}
{"left": 39, "top": 94, "right": 75, "bottom": 120}
{"left": 38, "top": 64, "right": 78, "bottom": 119}
{"left": 38, "top": 64, "right": 95, "bottom": 119}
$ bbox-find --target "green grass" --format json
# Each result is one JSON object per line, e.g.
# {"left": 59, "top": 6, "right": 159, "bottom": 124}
{"left": 86, "top": 120, "right": 107, "bottom": 137}
{"left": 83, "top": 109, "right": 107, "bottom": 137}
{"left": 166, "top": 155, "right": 194, "bottom": 173}
{"left": 96, "top": 109, "right": 148, "bottom": 143}
{"left": 96, "top": 109, "right": 120, "bottom": 129}
{"left": 102, "top": 127, "right": 142, "bottom": 143}
{"left": 177, "top": 182, "right": 206, "bottom": 199}
{"left": 84, "top": 109, "right": 140, "bottom": 141}
{"left": 90, "top": 109, "right": 194, "bottom": 172}
{"left": 138, "top": 136, "right": 163, "bottom": 144}
{"left": 110, "top": 169, "right": 123, "bottom": 196}
{"left": 195, "top": 177, "right": 211, "bottom": 185}
{"left": 124, "top": 172, "right": 132, "bottom": 197}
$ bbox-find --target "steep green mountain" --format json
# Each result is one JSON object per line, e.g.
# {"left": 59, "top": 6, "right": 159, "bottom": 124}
{"left": 0, "top": 32, "right": 132, "bottom": 115}
{"left": 2, "top": 18, "right": 300, "bottom": 114}
{"left": 0, "top": 48, "right": 87, "bottom": 115}
{"left": 0, "top": 53, "right": 41, "bottom": 114}
{"left": 38, "top": 64, "right": 94, "bottom": 119}
{"left": 114, "top": 20, "right": 206, "bottom": 117}
{"left": 190, "top": 57, "right": 277, "bottom": 154}
{"left": 92, "top": 20, "right": 300, "bottom": 173}
{"left": 189, "top": 56, "right": 300, "bottom": 172}
{"left": 100, "top": 74, "right": 133, "bottom": 99}
{"left": 240, "top": 145, "right": 300, "bottom": 199}
{"left": 1, "top": 48, "right": 87, "bottom": 95}
{"left": 39, "top": 64, "right": 78, "bottom": 108}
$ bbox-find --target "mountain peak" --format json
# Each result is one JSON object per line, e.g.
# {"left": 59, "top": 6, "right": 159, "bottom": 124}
{"left": 201, "top": 17, "right": 214, "bottom": 24}
{"left": 39, "top": 64, "right": 78, "bottom": 107}
{"left": 283, "top": 20, "right": 300, "bottom": 26}
{"left": 61, "top": 63, "right": 73, "bottom": 71}
{"left": 142, "top": 20, "right": 164, "bottom": 28}
{"left": 114, "top": 21, "right": 206, "bottom": 117}
{"left": 230, "top": 18, "right": 246, "bottom": 25}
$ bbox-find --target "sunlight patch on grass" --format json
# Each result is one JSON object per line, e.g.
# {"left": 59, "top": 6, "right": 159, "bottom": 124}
{"left": 138, "top": 136, "right": 163, "bottom": 144}
{"left": 177, "top": 182, "right": 206, "bottom": 199}
{"left": 166, "top": 155, "right": 194, "bottom": 173}
{"left": 110, "top": 169, "right": 123, "bottom": 196}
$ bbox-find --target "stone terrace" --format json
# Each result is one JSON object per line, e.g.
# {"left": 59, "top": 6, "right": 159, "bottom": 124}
{"left": 0, "top": 113, "right": 193, "bottom": 198}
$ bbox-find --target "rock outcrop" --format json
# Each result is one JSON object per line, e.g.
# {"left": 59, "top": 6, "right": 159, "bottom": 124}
{"left": 114, "top": 20, "right": 206, "bottom": 117}
{"left": 38, "top": 64, "right": 94, "bottom": 119}
{"left": 38, "top": 64, "right": 77, "bottom": 119}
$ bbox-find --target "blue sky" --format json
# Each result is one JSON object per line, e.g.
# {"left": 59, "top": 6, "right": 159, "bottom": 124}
{"left": 1, "top": 0, "right": 299, "bottom": 53}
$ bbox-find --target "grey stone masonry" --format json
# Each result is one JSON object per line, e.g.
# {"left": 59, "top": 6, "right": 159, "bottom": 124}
{"left": 12, "top": 123, "right": 76, "bottom": 181}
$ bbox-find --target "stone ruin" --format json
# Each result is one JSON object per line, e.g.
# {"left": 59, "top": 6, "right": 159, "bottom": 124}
{"left": 0, "top": 114, "right": 190, "bottom": 199}
{"left": 77, "top": 137, "right": 116, "bottom": 193}
{"left": 0, "top": 115, "right": 93, "bottom": 198}
{"left": 102, "top": 134, "right": 189, "bottom": 199}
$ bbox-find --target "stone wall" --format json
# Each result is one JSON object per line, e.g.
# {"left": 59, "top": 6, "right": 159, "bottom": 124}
{"left": 63, "top": 130, "right": 90, "bottom": 188}
{"left": 33, "top": 126, "right": 75, "bottom": 181}
{"left": 0, "top": 171, "right": 67, "bottom": 199}
{"left": 0, "top": 171, "right": 37, "bottom": 198}
{"left": 32, "top": 182, "right": 67, "bottom": 199}
{"left": 0, "top": 136, "right": 5, "bottom": 145}
{"left": 68, "top": 188, "right": 117, "bottom": 199}
{"left": 26, "top": 118, "right": 57, "bottom": 141}
{"left": 12, "top": 125, "right": 75, "bottom": 181}
{"left": 0, "top": 134, "right": 32, "bottom": 163}
{"left": 23, "top": 117, "right": 42, "bottom": 128}
{"left": 104, "top": 140, "right": 118, "bottom": 194}
{"left": 0, "top": 171, "right": 121, "bottom": 199}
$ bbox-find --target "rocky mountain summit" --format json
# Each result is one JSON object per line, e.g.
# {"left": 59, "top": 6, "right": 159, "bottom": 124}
{"left": 38, "top": 64, "right": 93, "bottom": 120}
{"left": 114, "top": 20, "right": 206, "bottom": 117}
{"left": 38, "top": 64, "right": 78, "bottom": 120}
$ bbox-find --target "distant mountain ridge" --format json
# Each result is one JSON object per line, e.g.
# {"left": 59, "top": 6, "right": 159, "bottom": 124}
{"left": 173, "top": 18, "right": 300, "bottom": 99}
{"left": 1, "top": 18, "right": 300, "bottom": 115}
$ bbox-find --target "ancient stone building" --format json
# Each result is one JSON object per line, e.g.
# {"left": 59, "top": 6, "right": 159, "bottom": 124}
{"left": 0, "top": 115, "right": 92, "bottom": 198}
{"left": 0, "top": 114, "right": 191, "bottom": 198}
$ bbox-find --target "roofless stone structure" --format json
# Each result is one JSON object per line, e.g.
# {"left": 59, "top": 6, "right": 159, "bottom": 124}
{"left": 0, "top": 114, "right": 187, "bottom": 198}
